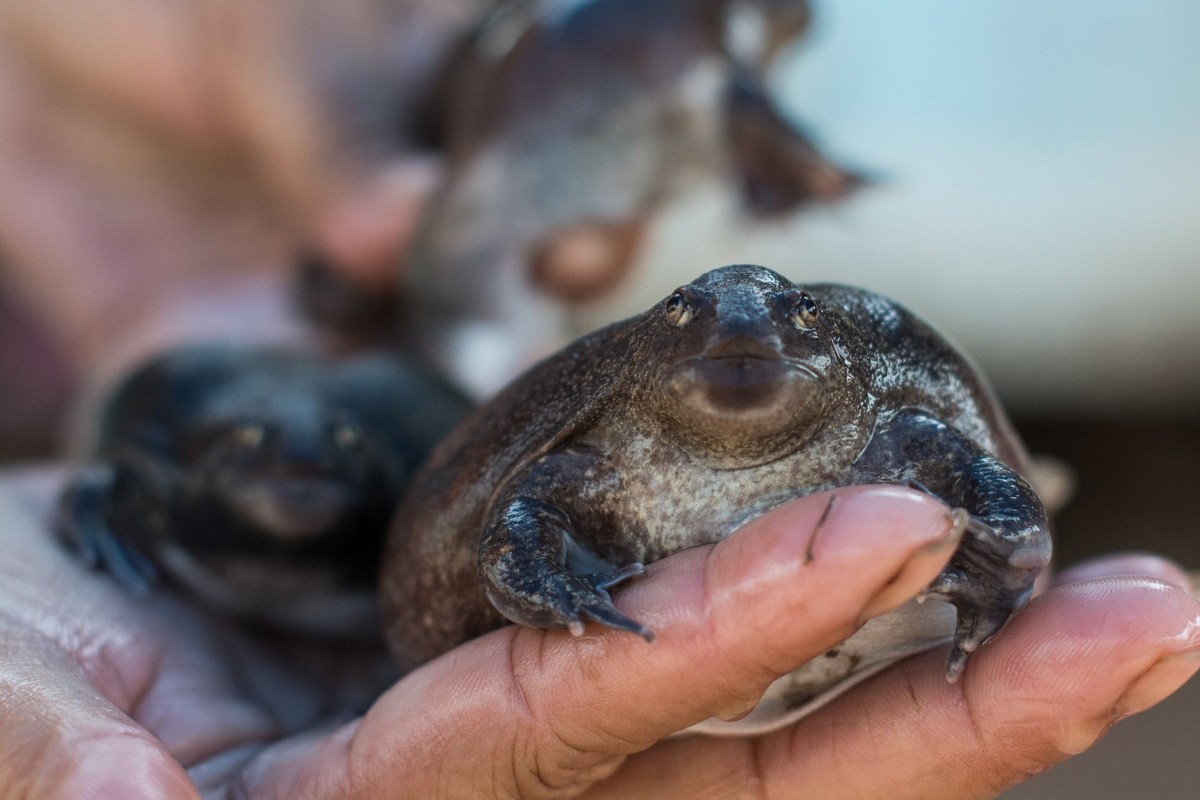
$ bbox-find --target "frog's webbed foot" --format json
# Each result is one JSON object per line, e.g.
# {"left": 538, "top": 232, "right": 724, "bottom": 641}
{"left": 484, "top": 566, "right": 653, "bottom": 641}
{"left": 480, "top": 497, "right": 654, "bottom": 641}
{"left": 57, "top": 465, "right": 159, "bottom": 595}
{"left": 857, "top": 409, "right": 1051, "bottom": 682}
{"left": 921, "top": 510, "right": 1047, "bottom": 682}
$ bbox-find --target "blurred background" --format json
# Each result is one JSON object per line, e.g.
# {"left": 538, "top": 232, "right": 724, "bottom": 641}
{"left": 1, "top": 0, "right": 1197, "bottom": 795}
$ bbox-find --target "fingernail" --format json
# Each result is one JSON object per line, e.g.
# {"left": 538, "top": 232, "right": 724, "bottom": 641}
{"left": 1113, "top": 649, "right": 1200, "bottom": 719}
{"left": 816, "top": 488, "right": 961, "bottom": 559}
{"left": 859, "top": 515, "right": 964, "bottom": 621}
{"left": 713, "top": 690, "right": 765, "bottom": 722}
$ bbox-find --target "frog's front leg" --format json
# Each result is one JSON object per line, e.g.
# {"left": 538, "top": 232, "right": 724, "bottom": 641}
{"left": 479, "top": 452, "right": 653, "bottom": 640}
{"left": 56, "top": 460, "right": 172, "bottom": 595}
{"left": 851, "top": 408, "right": 1051, "bottom": 681}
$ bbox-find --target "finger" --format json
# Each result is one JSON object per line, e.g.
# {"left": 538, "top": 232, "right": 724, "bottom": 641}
{"left": 1, "top": 1, "right": 216, "bottom": 145}
{"left": 314, "top": 157, "right": 440, "bottom": 284}
{"left": 0, "top": 488, "right": 281, "bottom": 771}
{"left": 0, "top": 625, "right": 200, "bottom": 800}
{"left": 202, "top": 1, "right": 449, "bottom": 278}
{"left": 580, "top": 575, "right": 1200, "bottom": 799}
{"left": 1053, "top": 551, "right": 1193, "bottom": 590}
{"left": 662, "top": 574, "right": 1196, "bottom": 800}
{"left": 230, "top": 486, "right": 964, "bottom": 799}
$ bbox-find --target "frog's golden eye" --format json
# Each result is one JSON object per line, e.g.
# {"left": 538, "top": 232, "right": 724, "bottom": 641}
{"left": 233, "top": 422, "right": 266, "bottom": 448}
{"left": 789, "top": 291, "right": 820, "bottom": 330}
{"left": 664, "top": 291, "right": 693, "bottom": 327}
{"left": 334, "top": 423, "right": 362, "bottom": 449}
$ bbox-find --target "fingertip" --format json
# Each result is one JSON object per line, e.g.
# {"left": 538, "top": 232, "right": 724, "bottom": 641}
{"left": 1053, "top": 552, "right": 1193, "bottom": 593}
{"left": 760, "top": 571, "right": 1200, "bottom": 799}
{"left": 963, "top": 574, "right": 1200, "bottom": 725}
{"left": 44, "top": 727, "right": 200, "bottom": 800}
{"left": 718, "top": 485, "right": 957, "bottom": 588}
{"left": 314, "top": 157, "right": 439, "bottom": 285}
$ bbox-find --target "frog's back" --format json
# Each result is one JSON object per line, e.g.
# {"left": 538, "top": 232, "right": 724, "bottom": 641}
{"left": 383, "top": 313, "right": 653, "bottom": 663}
{"left": 813, "top": 283, "right": 1028, "bottom": 472}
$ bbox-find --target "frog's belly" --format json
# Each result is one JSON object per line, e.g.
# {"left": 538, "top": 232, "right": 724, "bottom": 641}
{"left": 685, "top": 596, "right": 957, "bottom": 736}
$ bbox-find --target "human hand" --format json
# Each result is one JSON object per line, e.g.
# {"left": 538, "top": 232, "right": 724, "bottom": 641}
{"left": 0, "top": 1, "right": 468, "bottom": 374}
{"left": 2, "top": 472, "right": 1196, "bottom": 799}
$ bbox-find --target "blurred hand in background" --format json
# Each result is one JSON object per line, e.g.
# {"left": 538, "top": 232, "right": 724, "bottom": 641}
{"left": 0, "top": 0, "right": 480, "bottom": 386}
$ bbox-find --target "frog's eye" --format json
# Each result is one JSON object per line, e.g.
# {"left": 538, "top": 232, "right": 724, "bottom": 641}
{"left": 789, "top": 291, "right": 820, "bottom": 330}
{"left": 333, "top": 423, "right": 362, "bottom": 449}
{"left": 664, "top": 291, "right": 693, "bottom": 327}
{"left": 233, "top": 422, "right": 266, "bottom": 449}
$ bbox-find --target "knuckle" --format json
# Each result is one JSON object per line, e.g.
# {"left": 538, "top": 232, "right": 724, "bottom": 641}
{"left": 502, "top": 631, "right": 626, "bottom": 799}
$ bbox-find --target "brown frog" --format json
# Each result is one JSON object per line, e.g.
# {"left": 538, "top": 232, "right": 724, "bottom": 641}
{"left": 381, "top": 264, "right": 1050, "bottom": 732}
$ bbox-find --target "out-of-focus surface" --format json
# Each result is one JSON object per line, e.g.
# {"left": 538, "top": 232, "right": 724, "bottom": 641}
{"left": 583, "top": 0, "right": 1200, "bottom": 416}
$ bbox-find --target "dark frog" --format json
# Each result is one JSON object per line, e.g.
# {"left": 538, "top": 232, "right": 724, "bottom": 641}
{"left": 58, "top": 344, "right": 471, "bottom": 637}
{"left": 381, "top": 264, "right": 1050, "bottom": 732}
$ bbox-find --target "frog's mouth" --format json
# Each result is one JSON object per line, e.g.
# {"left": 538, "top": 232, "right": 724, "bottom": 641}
{"left": 225, "top": 476, "right": 357, "bottom": 541}
{"left": 666, "top": 340, "right": 822, "bottom": 424}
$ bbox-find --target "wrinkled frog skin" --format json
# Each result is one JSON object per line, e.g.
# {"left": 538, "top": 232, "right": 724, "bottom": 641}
{"left": 58, "top": 344, "right": 471, "bottom": 637}
{"left": 381, "top": 264, "right": 1050, "bottom": 733}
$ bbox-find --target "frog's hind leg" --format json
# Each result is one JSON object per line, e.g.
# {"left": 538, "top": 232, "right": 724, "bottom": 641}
{"left": 57, "top": 464, "right": 159, "bottom": 595}
{"left": 480, "top": 496, "right": 654, "bottom": 641}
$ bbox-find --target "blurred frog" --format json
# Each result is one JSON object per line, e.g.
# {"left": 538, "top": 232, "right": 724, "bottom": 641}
{"left": 57, "top": 343, "right": 471, "bottom": 638}
{"left": 302, "top": 0, "right": 860, "bottom": 399}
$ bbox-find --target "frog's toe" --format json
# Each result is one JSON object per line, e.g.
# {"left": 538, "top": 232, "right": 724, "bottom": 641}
{"left": 57, "top": 467, "right": 161, "bottom": 595}
{"left": 92, "top": 533, "right": 160, "bottom": 596}
{"left": 60, "top": 516, "right": 159, "bottom": 595}
{"left": 485, "top": 568, "right": 654, "bottom": 641}
{"left": 944, "top": 603, "right": 1013, "bottom": 682}
{"left": 572, "top": 585, "right": 655, "bottom": 641}
{"left": 929, "top": 513, "right": 1044, "bottom": 682}
{"left": 585, "top": 561, "right": 646, "bottom": 591}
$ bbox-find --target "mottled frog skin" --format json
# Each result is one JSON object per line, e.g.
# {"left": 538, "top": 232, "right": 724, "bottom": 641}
{"left": 381, "top": 265, "right": 1050, "bottom": 731}
{"left": 58, "top": 344, "right": 471, "bottom": 637}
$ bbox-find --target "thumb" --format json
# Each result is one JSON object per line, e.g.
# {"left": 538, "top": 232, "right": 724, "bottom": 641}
{"left": 0, "top": 628, "right": 199, "bottom": 800}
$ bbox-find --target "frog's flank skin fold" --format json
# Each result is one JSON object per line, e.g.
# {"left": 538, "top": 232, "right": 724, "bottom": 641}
{"left": 382, "top": 264, "right": 1050, "bottom": 733}
{"left": 57, "top": 344, "right": 471, "bottom": 637}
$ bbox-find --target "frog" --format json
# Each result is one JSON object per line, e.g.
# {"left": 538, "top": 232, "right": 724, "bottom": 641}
{"left": 57, "top": 343, "right": 471, "bottom": 637}
{"left": 380, "top": 263, "right": 1050, "bottom": 733}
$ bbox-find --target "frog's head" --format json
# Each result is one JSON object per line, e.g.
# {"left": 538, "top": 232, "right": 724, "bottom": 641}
{"left": 647, "top": 264, "right": 858, "bottom": 464}
{"left": 184, "top": 388, "right": 396, "bottom": 543}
